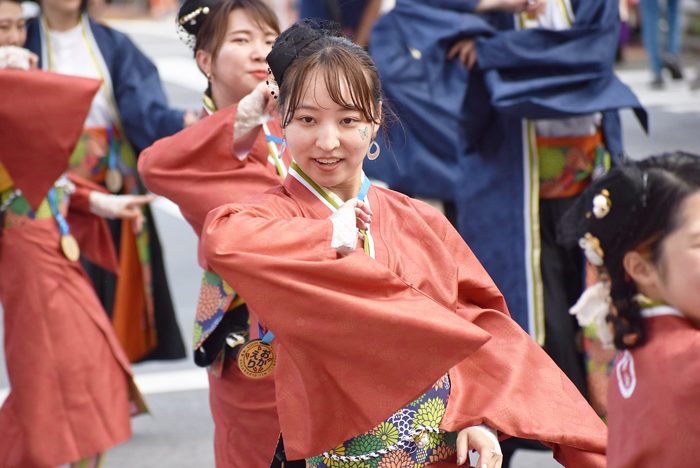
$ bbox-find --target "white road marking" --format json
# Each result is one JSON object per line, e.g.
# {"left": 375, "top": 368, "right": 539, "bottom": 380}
{"left": 616, "top": 67, "right": 700, "bottom": 115}
{"left": 0, "top": 368, "right": 210, "bottom": 405}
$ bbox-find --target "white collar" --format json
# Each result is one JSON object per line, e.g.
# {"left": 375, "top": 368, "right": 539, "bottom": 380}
{"left": 640, "top": 305, "right": 685, "bottom": 319}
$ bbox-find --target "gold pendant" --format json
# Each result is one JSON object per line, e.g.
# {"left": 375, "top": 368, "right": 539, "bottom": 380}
{"left": 105, "top": 168, "right": 123, "bottom": 193}
{"left": 61, "top": 234, "right": 81, "bottom": 262}
{"left": 237, "top": 339, "right": 276, "bottom": 378}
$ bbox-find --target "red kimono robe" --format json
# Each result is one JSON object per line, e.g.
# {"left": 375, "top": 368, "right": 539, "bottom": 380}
{"left": 0, "top": 70, "right": 142, "bottom": 468}
{"left": 607, "top": 306, "right": 700, "bottom": 468}
{"left": 139, "top": 104, "right": 292, "bottom": 468}
{"left": 201, "top": 169, "right": 607, "bottom": 466}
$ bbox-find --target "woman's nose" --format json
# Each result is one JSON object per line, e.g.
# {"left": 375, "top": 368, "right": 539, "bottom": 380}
{"left": 251, "top": 39, "right": 269, "bottom": 61}
{"left": 316, "top": 124, "right": 340, "bottom": 151}
{"left": 8, "top": 26, "right": 24, "bottom": 47}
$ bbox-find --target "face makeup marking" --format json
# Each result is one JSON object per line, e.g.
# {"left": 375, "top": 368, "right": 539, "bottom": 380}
{"left": 358, "top": 126, "right": 368, "bottom": 140}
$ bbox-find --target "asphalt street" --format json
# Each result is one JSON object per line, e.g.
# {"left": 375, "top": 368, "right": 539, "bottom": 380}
{"left": 1, "top": 14, "right": 699, "bottom": 468}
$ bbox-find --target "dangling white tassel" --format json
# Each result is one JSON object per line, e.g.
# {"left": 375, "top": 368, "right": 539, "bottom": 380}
{"left": 569, "top": 281, "right": 614, "bottom": 348}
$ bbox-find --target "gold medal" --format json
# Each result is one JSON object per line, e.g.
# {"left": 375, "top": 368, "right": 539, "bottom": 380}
{"left": 61, "top": 234, "right": 81, "bottom": 262}
{"left": 237, "top": 339, "right": 276, "bottom": 378}
{"left": 105, "top": 168, "right": 123, "bottom": 193}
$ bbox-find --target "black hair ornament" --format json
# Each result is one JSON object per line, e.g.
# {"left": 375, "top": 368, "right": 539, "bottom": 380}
{"left": 266, "top": 18, "right": 343, "bottom": 88}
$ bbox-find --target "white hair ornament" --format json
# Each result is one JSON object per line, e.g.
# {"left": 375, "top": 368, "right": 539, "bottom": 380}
{"left": 569, "top": 281, "right": 614, "bottom": 349}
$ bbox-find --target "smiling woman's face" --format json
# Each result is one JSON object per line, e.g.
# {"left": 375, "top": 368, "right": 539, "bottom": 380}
{"left": 0, "top": 1, "right": 25, "bottom": 47}
{"left": 198, "top": 8, "right": 276, "bottom": 107}
{"left": 285, "top": 70, "right": 378, "bottom": 202}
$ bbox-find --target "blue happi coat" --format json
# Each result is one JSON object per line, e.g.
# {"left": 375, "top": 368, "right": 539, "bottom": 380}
{"left": 365, "top": 0, "right": 646, "bottom": 342}
{"left": 25, "top": 15, "right": 184, "bottom": 153}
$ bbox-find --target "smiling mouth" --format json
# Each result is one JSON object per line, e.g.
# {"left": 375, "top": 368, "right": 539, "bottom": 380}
{"left": 315, "top": 158, "right": 341, "bottom": 166}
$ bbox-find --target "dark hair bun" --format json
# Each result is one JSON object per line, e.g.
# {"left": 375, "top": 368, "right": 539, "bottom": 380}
{"left": 178, "top": 0, "right": 223, "bottom": 36}
{"left": 267, "top": 18, "right": 343, "bottom": 87}
{"left": 558, "top": 166, "right": 647, "bottom": 262}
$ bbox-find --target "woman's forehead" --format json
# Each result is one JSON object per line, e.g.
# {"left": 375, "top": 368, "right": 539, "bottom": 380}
{"left": 298, "top": 69, "right": 357, "bottom": 109}
{"left": 0, "top": 1, "right": 23, "bottom": 19}
{"left": 227, "top": 8, "right": 276, "bottom": 36}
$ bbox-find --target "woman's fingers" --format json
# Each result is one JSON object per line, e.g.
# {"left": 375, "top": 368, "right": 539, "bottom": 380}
{"left": 125, "top": 194, "right": 157, "bottom": 209}
{"left": 28, "top": 52, "right": 39, "bottom": 70}
{"left": 117, "top": 206, "right": 145, "bottom": 234}
{"left": 132, "top": 212, "right": 145, "bottom": 234}
{"left": 447, "top": 39, "right": 475, "bottom": 66}
{"left": 525, "top": 0, "right": 546, "bottom": 15}
{"left": 447, "top": 41, "right": 462, "bottom": 60}
{"left": 458, "top": 41, "right": 473, "bottom": 66}
{"left": 456, "top": 427, "right": 501, "bottom": 468}
{"left": 354, "top": 207, "right": 372, "bottom": 224}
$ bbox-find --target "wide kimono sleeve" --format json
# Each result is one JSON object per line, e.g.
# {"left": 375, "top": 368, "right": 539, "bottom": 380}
{"left": 473, "top": 0, "right": 646, "bottom": 126}
{"left": 201, "top": 191, "right": 493, "bottom": 460}
{"left": 424, "top": 208, "right": 607, "bottom": 467}
{"left": 139, "top": 107, "right": 285, "bottom": 254}
{"left": 98, "top": 22, "right": 184, "bottom": 153}
{"left": 139, "top": 105, "right": 240, "bottom": 237}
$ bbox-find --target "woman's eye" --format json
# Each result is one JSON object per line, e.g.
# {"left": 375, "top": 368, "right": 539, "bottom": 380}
{"left": 342, "top": 118, "right": 357, "bottom": 125}
{"left": 232, "top": 38, "right": 248, "bottom": 44}
{"left": 300, "top": 117, "right": 314, "bottom": 123}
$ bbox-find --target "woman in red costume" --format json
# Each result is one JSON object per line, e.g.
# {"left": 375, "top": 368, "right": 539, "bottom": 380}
{"left": 202, "top": 20, "right": 608, "bottom": 468}
{"left": 0, "top": 3, "right": 150, "bottom": 464}
{"left": 138, "top": 1, "right": 290, "bottom": 466}
{"left": 561, "top": 152, "right": 700, "bottom": 468}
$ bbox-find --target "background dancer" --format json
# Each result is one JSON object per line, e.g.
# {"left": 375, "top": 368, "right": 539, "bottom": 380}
{"left": 560, "top": 152, "right": 700, "bottom": 468}
{"left": 0, "top": 11, "right": 151, "bottom": 464}
{"left": 24, "top": 0, "right": 192, "bottom": 363}
{"left": 139, "top": 0, "right": 289, "bottom": 465}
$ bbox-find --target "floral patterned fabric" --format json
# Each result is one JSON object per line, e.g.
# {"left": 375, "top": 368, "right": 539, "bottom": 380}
{"left": 537, "top": 130, "right": 610, "bottom": 199}
{"left": 307, "top": 374, "right": 456, "bottom": 468}
{"left": 193, "top": 271, "right": 237, "bottom": 350}
{"left": 69, "top": 126, "right": 137, "bottom": 187}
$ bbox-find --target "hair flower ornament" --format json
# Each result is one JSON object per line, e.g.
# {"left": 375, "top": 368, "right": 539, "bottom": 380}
{"left": 592, "top": 189, "right": 611, "bottom": 219}
{"left": 579, "top": 233, "right": 604, "bottom": 266}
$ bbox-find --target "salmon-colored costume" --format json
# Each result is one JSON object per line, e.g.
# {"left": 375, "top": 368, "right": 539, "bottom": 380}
{"left": 139, "top": 104, "right": 292, "bottom": 468}
{"left": 202, "top": 172, "right": 608, "bottom": 467}
{"left": 607, "top": 308, "right": 700, "bottom": 468}
{"left": 0, "top": 70, "right": 143, "bottom": 468}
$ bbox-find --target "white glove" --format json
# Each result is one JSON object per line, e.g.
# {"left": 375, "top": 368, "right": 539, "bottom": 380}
{"left": 329, "top": 202, "right": 360, "bottom": 255}
{"left": 0, "top": 46, "right": 32, "bottom": 70}
{"left": 233, "top": 87, "right": 270, "bottom": 140}
{"left": 89, "top": 192, "right": 144, "bottom": 218}
{"left": 468, "top": 424, "right": 502, "bottom": 456}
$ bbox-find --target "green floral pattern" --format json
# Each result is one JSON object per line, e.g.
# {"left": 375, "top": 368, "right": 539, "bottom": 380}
{"left": 307, "top": 374, "right": 456, "bottom": 468}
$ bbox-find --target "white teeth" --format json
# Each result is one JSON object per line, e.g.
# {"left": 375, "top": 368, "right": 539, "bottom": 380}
{"left": 316, "top": 159, "right": 340, "bottom": 165}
